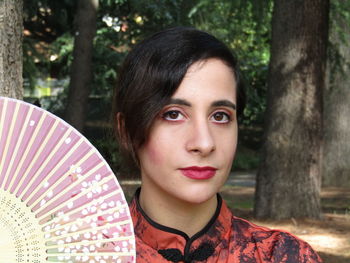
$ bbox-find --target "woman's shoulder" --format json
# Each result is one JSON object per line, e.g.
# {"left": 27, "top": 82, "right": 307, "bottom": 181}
{"left": 228, "top": 215, "right": 322, "bottom": 263}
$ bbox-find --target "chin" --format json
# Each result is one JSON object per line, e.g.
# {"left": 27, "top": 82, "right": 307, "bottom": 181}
{"left": 173, "top": 186, "right": 219, "bottom": 205}
{"left": 171, "top": 177, "right": 227, "bottom": 205}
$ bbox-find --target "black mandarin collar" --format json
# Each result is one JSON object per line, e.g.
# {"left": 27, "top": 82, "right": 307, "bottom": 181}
{"left": 130, "top": 188, "right": 232, "bottom": 262}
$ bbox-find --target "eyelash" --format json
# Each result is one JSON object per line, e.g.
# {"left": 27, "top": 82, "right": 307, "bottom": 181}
{"left": 161, "top": 110, "right": 232, "bottom": 123}
{"left": 162, "top": 110, "right": 185, "bottom": 121}
{"left": 210, "top": 112, "right": 231, "bottom": 123}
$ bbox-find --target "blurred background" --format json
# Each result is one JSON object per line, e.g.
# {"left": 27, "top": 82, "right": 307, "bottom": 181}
{"left": 1, "top": 1, "right": 350, "bottom": 261}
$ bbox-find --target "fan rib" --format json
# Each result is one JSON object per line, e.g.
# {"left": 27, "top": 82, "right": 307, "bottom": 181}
{"left": 45, "top": 219, "right": 132, "bottom": 242}
{"left": 41, "top": 188, "right": 123, "bottom": 229}
{"left": 46, "top": 235, "right": 132, "bottom": 249}
{"left": 29, "top": 138, "right": 86, "bottom": 209}
{"left": 4, "top": 107, "right": 33, "bottom": 192}
{"left": 36, "top": 174, "right": 115, "bottom": 221}
{"left": 0, "top": 102, "right": 20, "bottom": 188}
{"left": 45, "top": 203, "right": 128, "bottom": 234}
{"left": 31, "top": 149, "right": 96, "bottom": 211}
{"left": 0, "top": 99, "right": 8, "bottom": 151}
{"left": 12, "top": 112, "right": 48, "bottom": 196}
{"left": 46, "top": 251, "right": 134, "bottom": 258}
{"left": 18, "top": 119, "right": 60, "bottom": 200}
{"left": 25, "top": 127, "right": 73, "bottom": 203}
{"left": 0, "top": 99, "right": 9, "bottom": 187}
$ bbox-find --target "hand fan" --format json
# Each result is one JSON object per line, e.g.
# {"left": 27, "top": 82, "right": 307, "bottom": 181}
{"left": 0, "top": 96, "right": 135, "bottom": 263}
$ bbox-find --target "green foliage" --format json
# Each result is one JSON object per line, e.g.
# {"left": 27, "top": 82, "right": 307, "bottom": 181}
{"left": 230, "top": 199, "right": 254, "bottom": 210}
{"left": 328, "top": 0, "right": 350, "bottom": 89}
{"left": 92, "top": 17, "right": 128, "bottom": 96}
{"left": 232, "top": 146, "right": 260, "bottom": 171}
{"left": 23, "top": 37, "right": 43, "bottom": 90}
{"left": 23, "top": 0, "right": 76, "bottom": 88}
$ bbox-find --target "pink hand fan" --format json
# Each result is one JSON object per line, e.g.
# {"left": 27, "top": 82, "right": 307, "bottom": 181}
{"left": 0, "top": 97, "right": 135, "bottom": 263}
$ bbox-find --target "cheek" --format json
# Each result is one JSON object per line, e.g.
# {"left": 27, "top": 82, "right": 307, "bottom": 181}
{"left": 218, "top": 130, "right": 238, "bottom": 161}
{"left": 230, "top": 137, "right": 238, "bottom": 157}
{"left": 141, "top": 124, "right": 180, "bottom": 168}
{"left": 147, "top": 144, "right": 163, "bottom": 165}
{"left": 139, "top": 139, "right": 164, "bottom": 167}
{"left": 224, "top": 142, "right": 237, "bottom": 162}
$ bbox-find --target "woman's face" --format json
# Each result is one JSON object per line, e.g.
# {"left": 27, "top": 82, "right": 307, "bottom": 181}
{"left": 137, "top": 58, "right": 238, "bottom": 204}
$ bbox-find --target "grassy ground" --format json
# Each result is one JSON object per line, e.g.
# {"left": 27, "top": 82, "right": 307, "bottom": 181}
{"left": 121, "top": 183, "right": 350, "bottom": 263}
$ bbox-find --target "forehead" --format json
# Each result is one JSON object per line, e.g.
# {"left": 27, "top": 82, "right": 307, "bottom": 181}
{"left": 172, "top": 58, "right": 236, "bottom": 101}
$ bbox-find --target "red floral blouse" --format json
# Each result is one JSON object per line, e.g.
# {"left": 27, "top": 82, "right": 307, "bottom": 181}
{"left": 130, "top": 189, "right": 322, "bottom": 263}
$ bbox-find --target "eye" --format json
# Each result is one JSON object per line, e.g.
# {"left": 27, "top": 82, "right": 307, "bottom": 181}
{"left": 162, "top": 110, "right": 185, "bottom": 121}
{"left": 211, "top": 112, "right": 231, "bottom": 123}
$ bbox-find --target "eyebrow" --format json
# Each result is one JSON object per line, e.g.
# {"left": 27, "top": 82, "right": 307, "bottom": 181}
{"left": 168, "top": 98, "right": 191, "bottom": 107}
{"left": 168, "top": 98, "right": 236, "bottom": 110}
{"left": 212, "top": 100, "right": 236, "bottom": 110}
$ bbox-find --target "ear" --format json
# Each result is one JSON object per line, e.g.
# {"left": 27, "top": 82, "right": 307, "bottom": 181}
{"left": 116, "top": 113, "right": 139, "bottom": 167}
{"left": 116, "top": 112, "right": 128, "bottom": 148}
{"left": 116, "top": 112, "right": 124, "bottom": 136}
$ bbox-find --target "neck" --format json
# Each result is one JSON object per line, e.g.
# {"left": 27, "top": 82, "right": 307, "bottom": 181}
{"left": 139, "top": 183, "right": 218, "bottom": 237}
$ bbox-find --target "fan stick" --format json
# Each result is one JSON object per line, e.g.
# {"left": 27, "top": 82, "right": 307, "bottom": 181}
{"left": 0, "top": 99, "right": 8, "bottom": 151}
{"left": 0, "top": 102, "right": 20, "bottom": 188}
{"left": 24, "top": 127, "right": 73, "bottom": 202}
{"left": 18, "top": 119, "right": 60, "bottom": 200}
{"left": 12, "top": 112, "right": 48, "bottom": 196}
{"left": 31, "top": 149, "right": 98, "bottom": 211}
{"left": 4, "top": 107, "right": 33, "bottom": 191}
{"left": 37, "top": 174, "right": 113, "bottom": 219}
{"left": 45, "top": 203, "right": 128, "bottom": 234}
{"left": 36, "top": 174, "right": 115, "bottom": 220}
{"left": 0, "top": 99, "right": 9, "bottom": 187}
{"left": 45, "top": 219, "right": 132, "bottom": 242}
{"left": 46, "top": 235, "right": 132, "bottom": 249}
{"left": 41, "top": 188, "right": 123, "bottom": 228}
{"left": 46, "top": 251, "right": 134, "bottom": 259}
{"left": 28, "top": 137, "right": 86, "bottom": 209}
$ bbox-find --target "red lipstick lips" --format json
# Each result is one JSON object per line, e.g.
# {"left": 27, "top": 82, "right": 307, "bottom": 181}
{"left": 180, "top": 166, "right": 217, "bottom": 180}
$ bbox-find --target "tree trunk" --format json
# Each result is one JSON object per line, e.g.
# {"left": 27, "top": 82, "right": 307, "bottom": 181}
{"left": 254, "top": 0, "right": 329, "bottom": 219}
{"left": 323, "top": 8, "right": 350, "bottom": 187}
{"left": 64, "top": 0, "right": 98, "bottom": 132}
{"left": 0, "top": 0, "right": 23, "bottom": 99}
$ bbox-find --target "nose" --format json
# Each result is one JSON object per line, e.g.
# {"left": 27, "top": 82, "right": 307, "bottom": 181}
{"left": 186, "top": 119, "right": 215, "bottom": 156}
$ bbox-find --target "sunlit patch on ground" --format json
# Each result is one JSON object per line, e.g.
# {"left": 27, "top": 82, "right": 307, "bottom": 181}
{"left": 301, "top": 234, "right": 346, "bottom": 249}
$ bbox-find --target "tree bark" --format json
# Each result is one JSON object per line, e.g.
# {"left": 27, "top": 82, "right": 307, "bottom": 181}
{"left": 0, "top": 0, "right": 23, "bottom": 99}
{"left": 64, "top": 0, "right": 98, "bottom": 132}
{"left": 254, "top": 0, "right": 329, "bottom": 219}
{"left": 323, "top": 8, "right": 350, "bottom": 187}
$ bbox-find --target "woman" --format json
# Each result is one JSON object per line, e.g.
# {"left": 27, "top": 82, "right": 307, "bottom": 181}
{"left": 113, "top": 27, "right": 322, "bottom": 263}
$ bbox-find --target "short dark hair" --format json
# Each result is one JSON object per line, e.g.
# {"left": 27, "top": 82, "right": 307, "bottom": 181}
{"left": 113, "top": 26, "right": 245, "bottom": 170}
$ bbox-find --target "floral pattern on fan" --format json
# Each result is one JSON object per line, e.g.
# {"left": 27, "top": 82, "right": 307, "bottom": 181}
{"left": 0, "top": 97, "right": 135, "bottom": 263}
